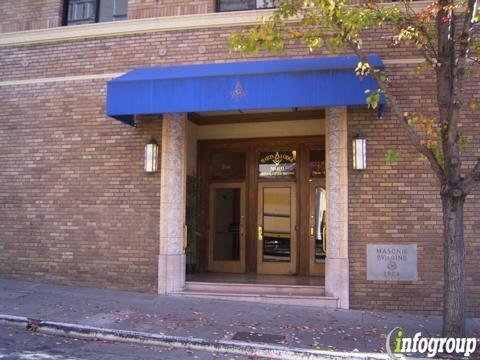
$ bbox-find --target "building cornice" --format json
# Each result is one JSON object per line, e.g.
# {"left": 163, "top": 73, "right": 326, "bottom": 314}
{"left": 0, "top": 73, "right": 123, "bottom": 86}
{"left": 0, "top": 1, "right": 431, "bottom": 48}
{"left": 0, "top": 9, "right": 274, "bottom": 47}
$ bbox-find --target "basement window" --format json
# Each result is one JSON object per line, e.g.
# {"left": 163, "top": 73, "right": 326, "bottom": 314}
{"left": 64, "top": 0, "right": 128, "bottom": 25}
{"left": 216, "top": 0, "right": 279, "bottom": 12}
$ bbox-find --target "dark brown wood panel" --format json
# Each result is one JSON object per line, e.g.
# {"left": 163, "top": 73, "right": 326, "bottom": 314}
{"left": 188, "top": 110, "right": 325, "bottom": 126}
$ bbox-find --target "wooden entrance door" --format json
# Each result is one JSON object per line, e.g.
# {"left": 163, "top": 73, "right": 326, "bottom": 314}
{"left": 198, "top": 136, "right": 325, "bottom": 275}
{"left": 208, "top": 183, "right": 246, "bottom": 273}
{"left": 257, "top": 182, "right": 297, "bottom": 275}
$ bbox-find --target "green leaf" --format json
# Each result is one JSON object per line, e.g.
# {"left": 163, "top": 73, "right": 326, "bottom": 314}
{"left": 386, "top": 149, "right": 401, "bottom": 166}
{"left": 459, "top": 132, "right": 470, "bottom": 151}
{"left": 473, "top": 9, "right": 479, "bottom": 23}
{"left": 468, "top": 101, "right": 480, "bottom": 111}
{"left": 433, "top": 147, "right": 444, "bottom": 165}
{"left": 366, "top": 92, "right": 380, "bottom": 109}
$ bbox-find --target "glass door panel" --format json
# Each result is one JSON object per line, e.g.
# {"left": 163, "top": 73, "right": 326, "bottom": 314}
{"left": 263, "top": 187, "right": 291, "bottom": 262}
{"left": 314, "top": 187, "right": 326, "bottom": 263}
{"left": 257, "top": 182, "right": 296, "bottom": 274}
{"left": 309, "top": 180, "right": 326, "bottom": 275}
{"left": 213, "top": 188, "right": 241, "bottom": 261}
{"left": 208, "top": 183, "right": 245, "bottom": 273}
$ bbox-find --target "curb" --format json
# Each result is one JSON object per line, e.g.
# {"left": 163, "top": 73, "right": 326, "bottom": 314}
{"left": 0, "top": 314, "right": 397, "bottom": 360}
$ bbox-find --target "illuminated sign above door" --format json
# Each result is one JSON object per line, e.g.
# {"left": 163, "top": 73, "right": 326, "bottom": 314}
{"left": 259, "top": 151, "right": 296, "bottom": 178}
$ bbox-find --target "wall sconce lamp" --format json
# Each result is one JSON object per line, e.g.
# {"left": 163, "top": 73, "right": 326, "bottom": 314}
{"left": 144, "top": 138, "right": 159, "bottom": 173}
{"left": 353, "top": 135, "right": 367, "bottom": 170}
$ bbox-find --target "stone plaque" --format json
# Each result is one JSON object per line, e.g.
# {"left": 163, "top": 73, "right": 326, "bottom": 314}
{"left": 367, "top": 244, "right": 418, "bottom": 281}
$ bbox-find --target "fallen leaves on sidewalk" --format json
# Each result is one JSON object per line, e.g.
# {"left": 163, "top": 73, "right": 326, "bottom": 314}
{"left": 26, "top": 318, "right": 41, "bottom": 332}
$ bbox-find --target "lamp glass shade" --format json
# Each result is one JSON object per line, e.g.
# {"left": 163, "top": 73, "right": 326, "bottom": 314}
{"left": 144, "top": 139, "right": 158, "bottom": 173}
{"left": 353, "top": 137, "right": 367, "bottom": 170}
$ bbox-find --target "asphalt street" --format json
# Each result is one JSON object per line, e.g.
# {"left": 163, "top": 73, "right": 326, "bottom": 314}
{"left": 0, "top": 325, "right": 254, "bottom": 360}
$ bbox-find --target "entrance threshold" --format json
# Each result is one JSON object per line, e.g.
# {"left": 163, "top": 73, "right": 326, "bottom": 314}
{"left": 169, "top": 273, "right": 337, "bottom": 308}
{"left": 187, "top": 272, "right": 324, "bottom": 286}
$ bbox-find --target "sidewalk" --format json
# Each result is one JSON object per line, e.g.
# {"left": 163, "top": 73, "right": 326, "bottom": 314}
{"left": 1, "top": 278, "right": 479, "bottom": 357}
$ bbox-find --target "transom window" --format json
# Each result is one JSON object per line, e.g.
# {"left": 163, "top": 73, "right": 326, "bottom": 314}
{"left": 217, "top": 0, "right": 279, "bottom": 12}
{"left": 64, "top": 0, "right": 128, "bottom": 25}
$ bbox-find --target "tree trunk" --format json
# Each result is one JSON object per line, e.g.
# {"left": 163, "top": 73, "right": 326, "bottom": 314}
{"left": 441, "top": 192, "right": 466, "bottom": 337}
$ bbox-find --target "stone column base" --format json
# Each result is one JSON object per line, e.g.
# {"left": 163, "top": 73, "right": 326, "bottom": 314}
{"left": 325, "top": 257, "right": 349, "bottom": 309}
{"left": 158, "top": 254, "right": 186, "bottom": 295}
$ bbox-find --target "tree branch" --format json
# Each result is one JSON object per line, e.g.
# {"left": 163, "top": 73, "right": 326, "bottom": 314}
{"left": 435, "top": 0, "right": 462, "bottom": 183}
{"left": 400, "top": 0, "right": 440, "bottom": 64}
{"left": 458, "top": 0, "right": 477, "bottom": 60}
{"left": 435, "top": 0, "right": 477, "bottom": 185}
{"left": 326, "top": 9, "right": 445, "bottom": 180}
{"left": 461, "top": 158, "right": 480, "bottom": 194}
{"left": 358, "top": 51, "right": 445, "bottom": 180}
{"left": 468, "top": 56, "right": 480, "bottom": 65}
{"left": 454, "top": 0, "right": 477, "bottom": 101}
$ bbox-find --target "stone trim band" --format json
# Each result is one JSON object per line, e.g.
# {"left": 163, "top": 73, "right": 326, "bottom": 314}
{"left": 0, "top": 59, "right": 424, "bottom": 87}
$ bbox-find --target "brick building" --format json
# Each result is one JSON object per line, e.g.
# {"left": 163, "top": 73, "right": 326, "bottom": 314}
{"left": 0, "top": 0, "right": 478, "bottom": 315}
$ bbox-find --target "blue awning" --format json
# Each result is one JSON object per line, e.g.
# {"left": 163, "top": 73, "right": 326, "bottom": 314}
{"left": 106, "top": 56, "right": 384, "bottom": 126}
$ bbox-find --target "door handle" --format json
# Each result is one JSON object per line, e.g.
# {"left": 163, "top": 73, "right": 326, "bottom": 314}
{"left": 310, "top": 226, "right": 314, "bottom": 236}
{"left": 322, "top": 225, "right": 327, "bottom": 253}
{"left": 183, "top": 224, "right": 188, "bottom": 251}
{"left": 257, "top": 226, "right": 263, "bottom": 241}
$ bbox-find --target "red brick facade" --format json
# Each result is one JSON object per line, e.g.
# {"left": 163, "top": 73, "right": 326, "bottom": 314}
{"left": 348, "top": 65, "right": 480, "bottom": 315}
{"left": 0, "top": 81, "right": 162, "bottom": 292}
{"left": 0, "top": 0, "right": 62, "bottom": 33}
{"left": 128, "top": 0, "right": 214, "bottom": 19}
{"left": 0, "top": 0, "right": 216, "bottom": 33}
{"left": 0, "top": 4, "right": 478, "bottom": 314}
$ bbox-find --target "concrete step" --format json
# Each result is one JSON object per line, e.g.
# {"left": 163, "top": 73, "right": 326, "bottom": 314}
{"left": 185, "top": 281, "right": 325, "bottom": 296}
{"left": 172, "top": 282, "right": 337, "bottom": 308}
{"left": 170, "top": 290, "right": 338, "bottom": 308}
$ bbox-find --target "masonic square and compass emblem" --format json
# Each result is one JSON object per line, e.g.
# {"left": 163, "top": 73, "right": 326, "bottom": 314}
{"left": 230, "top": 80, "right": 247, "bottom": 101}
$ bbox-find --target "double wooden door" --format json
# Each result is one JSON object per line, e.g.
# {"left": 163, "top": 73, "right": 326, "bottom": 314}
{"left": 199, "top": 136, "right": 326, "bottom": 276}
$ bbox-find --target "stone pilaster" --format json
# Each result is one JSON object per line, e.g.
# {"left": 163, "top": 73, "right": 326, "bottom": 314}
{"left": 158, "top": 113, "right": 187, "bottom": 295}
{"left": 325, "top": 107, "right": 350, "bottom": 309}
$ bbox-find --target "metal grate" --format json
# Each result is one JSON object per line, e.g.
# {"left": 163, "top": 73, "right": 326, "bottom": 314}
{"left": 232, "top": 331, "right": 287, "bottom": 344}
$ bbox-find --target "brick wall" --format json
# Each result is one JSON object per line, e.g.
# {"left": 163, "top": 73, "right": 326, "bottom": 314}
{"left": 0, "top": 0, "right": 62, "bottom": 33}
{"left": 0, "top": 0, "right": 215, "bottom": 33}
{"left": 0, "top": 24, "right": 478, "bottom": 313}
{"left": 348, "top": 65, "right": 480, "bottom": 316}
{"left": 0, "top": 26, "right": 428, "bottom": 83}
{"left": 0, "top": 80, "right": 161, "bottom": 292}
{"left": 128, "top": 0, "right": 214, "bottom": 19}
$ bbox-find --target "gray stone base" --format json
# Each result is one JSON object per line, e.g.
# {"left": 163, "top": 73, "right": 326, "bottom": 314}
{"left": 325, "top": 257, "right": 349, "bottom": 309}
{"left": 158, "top": 254, "right": 186, "bottom": 295}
